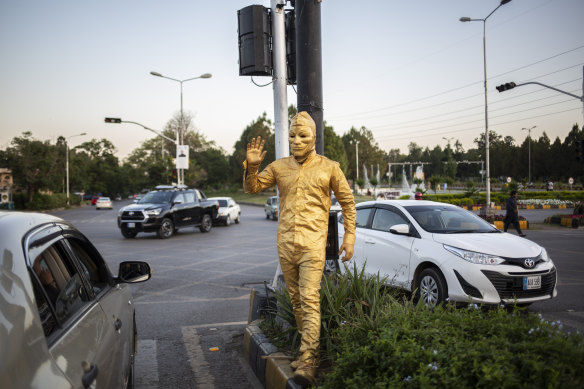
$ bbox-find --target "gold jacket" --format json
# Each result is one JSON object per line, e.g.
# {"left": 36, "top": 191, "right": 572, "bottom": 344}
{"left": 244, "top": 153, "right": 356, "bottom": 253}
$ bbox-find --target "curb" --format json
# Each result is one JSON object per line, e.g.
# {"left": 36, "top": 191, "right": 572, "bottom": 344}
{"left": 243, "top": 288, "right": 301, "bottom": 389}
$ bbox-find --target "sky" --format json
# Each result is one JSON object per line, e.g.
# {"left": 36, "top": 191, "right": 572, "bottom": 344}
{"left": 1, "top": 0, "right": 582, "bottom": 161}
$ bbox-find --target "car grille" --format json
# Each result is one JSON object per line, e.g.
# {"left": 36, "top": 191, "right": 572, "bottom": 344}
{"left": 121, "top": 210, "right": 145, "bottom": 221}
{"left": 481, "top": 268, "right": 556, "bottom": 299}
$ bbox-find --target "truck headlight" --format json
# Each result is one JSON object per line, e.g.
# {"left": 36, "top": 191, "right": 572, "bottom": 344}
{"left": 444, "top": 245, "right": 504, "bottom": 265}
{"left": 145, "top": 208, "right": 162, "bottom": 216}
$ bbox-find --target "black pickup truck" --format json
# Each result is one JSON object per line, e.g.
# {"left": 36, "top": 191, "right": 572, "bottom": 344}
{"left": 117, "top": 185, "right": 219, "bottom": 239}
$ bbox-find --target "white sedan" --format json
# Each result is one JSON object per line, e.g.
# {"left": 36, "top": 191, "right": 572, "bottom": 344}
{"left": 338, "top": 200, "right": 557, "bottom": 307}
{"left": 208, "top": 197, "right": 241, "bottom": 226}
{"left": 95, "top": 196, "right": 113, "bottom": 210}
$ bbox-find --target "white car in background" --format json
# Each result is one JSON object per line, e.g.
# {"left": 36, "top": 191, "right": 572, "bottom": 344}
{"left": 338, "top": 200, "right": 557, "bottom": 307}
{"left": 95, "top": 196, "right": 113, "bottom": 210}
{"left": 208, "top": 197, "right": 241, "bottom": 225}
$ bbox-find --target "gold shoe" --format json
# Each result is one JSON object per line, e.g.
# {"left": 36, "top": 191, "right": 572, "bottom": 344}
{"left": 290, "top": 358, "right": 301, "bottom": 370}
{"left": 293, "top": 364, "right": 317, "bottom": 388}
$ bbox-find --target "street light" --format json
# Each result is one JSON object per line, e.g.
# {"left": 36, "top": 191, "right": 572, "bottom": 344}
{"left": 460, "top": 0, "right": 512, "bottom": 210}
{"left": 150, "top": 71, "right": 212, "bottom": 186}
{"left": 66, "top": 133, "right": 86, "bottom": 206}
{"left": 521, "top": 125, "right": 536, "bottom": 184}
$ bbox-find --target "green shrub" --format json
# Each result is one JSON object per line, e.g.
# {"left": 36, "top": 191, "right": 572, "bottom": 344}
{"left": 318, "top": 302, "right": 584, "bottom": 388}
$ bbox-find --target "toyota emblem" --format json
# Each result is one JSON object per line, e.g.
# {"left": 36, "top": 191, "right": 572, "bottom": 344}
{"left": 524, "top": 258, "right": 535, "bottom": 268}
{"left": 129, "top": 211, "right": 134, "bottom": 216}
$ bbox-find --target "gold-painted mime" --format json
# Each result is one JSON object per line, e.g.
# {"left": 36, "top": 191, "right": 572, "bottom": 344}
{"left": 243, "top": 111, "right": 356, "bottom": 385}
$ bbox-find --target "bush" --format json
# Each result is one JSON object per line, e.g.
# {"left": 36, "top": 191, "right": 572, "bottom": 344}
{"left": 318, "top": 302, "right": 584, "bottom": 388}
{"left": 263, "top": 264, "right": 584, "bottom": 387}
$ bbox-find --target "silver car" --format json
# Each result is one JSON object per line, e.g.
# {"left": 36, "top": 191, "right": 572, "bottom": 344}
{"left": 0, "top": 211, "right": 151, "bottom": 388}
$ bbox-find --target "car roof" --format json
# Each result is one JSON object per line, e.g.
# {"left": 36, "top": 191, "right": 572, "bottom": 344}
{"left": 208, "top": 197, "right": 232, "bottom": 201}
{"left": 0, "top": 212, "right": 65, "bottom": 246}
{"left": 356, "top": 199, "right": 457, "bottom": 209}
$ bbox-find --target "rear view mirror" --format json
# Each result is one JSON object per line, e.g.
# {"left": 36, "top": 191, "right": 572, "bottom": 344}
{"left": 118, "top": 261, "right": 152, "bottom": 283}
{"left": 389, "top": 224, "right": 410, "bottom": 235}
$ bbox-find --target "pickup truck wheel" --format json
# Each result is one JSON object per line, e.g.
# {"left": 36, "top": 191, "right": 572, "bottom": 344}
{"left": 224, "top": 215, "right": 232, "bottom": 226}
{"left": 157, "top": 218, "right": 174, "bottom": 239}
{"left": 121, "top": 228, "right": 137, "bottom": 239}
{"left": 235, "top": 214, "right": 240, "bottom": 224}
{"left": 199, "top": 214, "right": 212, "bottom": 232}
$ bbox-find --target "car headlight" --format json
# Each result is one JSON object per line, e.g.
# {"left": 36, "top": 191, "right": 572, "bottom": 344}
{"left": 538, "top": 248, "right": 550, "bottom": 262}
{"left": 219, "top": 210, "right": 228, "bottom": 216}
{"left": 145, "top": 208, "right": 162, "bottom": 216}
{"left": 443, "top": 244, "right": 504, "bottom": 265}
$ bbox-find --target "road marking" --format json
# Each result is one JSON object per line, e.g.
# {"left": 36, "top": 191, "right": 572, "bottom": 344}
{"left": 135, "top": 339, "right": 159, "bottom": 389}
{"left": 182, "top": 326, "right": 215, "bottom": 389}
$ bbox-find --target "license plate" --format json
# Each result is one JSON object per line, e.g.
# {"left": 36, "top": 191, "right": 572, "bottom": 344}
{"left": 127, "top": 223, "right": 135, "bottom": 228}
{"left": 523, "top": 275, "right": 541, "bottom": 290}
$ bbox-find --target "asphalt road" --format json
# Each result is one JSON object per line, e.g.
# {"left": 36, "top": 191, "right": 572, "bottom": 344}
{"left": 49, "top": 201, "right": 584, "bottom": 388}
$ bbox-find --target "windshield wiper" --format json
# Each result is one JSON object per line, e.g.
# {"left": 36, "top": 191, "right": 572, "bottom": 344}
{"left": 444, "top": 229, "right": 477, "bottom": 234}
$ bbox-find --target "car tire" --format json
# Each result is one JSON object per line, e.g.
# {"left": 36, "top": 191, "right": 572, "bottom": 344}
{"left": 157, "top": 218, "right": 174, "bottom": 239}
{"left": 199, "top": 214, "right": 212, "bottom": 232}
{"left": 266, "top": 213, "right": 270, "bottom": 219}
{"left": 225, "top": 215, "right": 232, "bottom": 226}
{"left": 121, "top": 228, "right": 138, "bottom": 239}
{"left": 416, "top": 267, "right": 447, "bottom": 308}
{"left": 235, "top": 213, "right": 240, "bottom": 224}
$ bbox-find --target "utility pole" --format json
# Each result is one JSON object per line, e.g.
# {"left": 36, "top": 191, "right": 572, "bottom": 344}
{"left": 271, "top": 0, "right": 289, "bottom": 161}
{"left": 295, "top": 0, "right": 324, "bottom": 155}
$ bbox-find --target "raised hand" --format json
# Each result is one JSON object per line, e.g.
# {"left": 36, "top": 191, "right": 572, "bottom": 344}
{"left": 246, "top": 136, "right": 267, "bottom": 166}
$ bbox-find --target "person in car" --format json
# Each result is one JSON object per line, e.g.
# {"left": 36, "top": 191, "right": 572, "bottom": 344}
{"left": 243, "top": 111, "right": 356, "bottom": 387}
{"left": 504, "top": 190, "right": 526, "bottom": 237}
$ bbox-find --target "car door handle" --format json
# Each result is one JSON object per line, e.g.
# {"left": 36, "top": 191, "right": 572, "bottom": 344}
{"left": 113, "top": 315, "right": 122, "bottom": 331}
{"left": 365, "top": 238, "right": 375, "bottom": 244}
{"left": 81, "top": 362, "right": 98, "bottom": 389}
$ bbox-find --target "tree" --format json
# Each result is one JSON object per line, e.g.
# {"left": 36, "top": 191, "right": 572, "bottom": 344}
{"left": 323, "top": 123, "right": 349, "bottom": 174}
{"left": 5, "top": 132, "right": 63, "bottom": 203}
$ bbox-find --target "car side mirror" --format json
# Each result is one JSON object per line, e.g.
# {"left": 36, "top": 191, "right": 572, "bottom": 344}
{"left": 117, "top": 261, "right": 152, "bottom": 283}
{"left": 389, "top": 224, "right": 410, "bottom": 235}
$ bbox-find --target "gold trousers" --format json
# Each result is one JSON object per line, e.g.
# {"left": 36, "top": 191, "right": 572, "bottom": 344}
{"left": 279, "top": 248, "right": 325, "bottom": 362}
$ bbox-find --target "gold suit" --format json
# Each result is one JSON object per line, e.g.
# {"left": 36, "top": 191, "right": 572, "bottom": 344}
{"left": 243, "top": 112, "right": 356, "bottom": 366}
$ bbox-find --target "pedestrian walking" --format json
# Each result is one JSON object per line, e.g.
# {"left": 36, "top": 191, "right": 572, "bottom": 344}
{"left": 504, "top": 190, "right": 526, "bottom": 237}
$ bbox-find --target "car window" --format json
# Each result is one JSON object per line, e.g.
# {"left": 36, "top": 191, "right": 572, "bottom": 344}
{"left": 174, "top": 193, "right": 186, "bottom": 203}
{"left": 140, "top": 191, "right": 173, "bottom": 204}
{"left": 66, "top": 238, "right": 109, "bottom": 295}
{"left": 31, "top": 244, "right": 90, "bottom": 331}
{"left": 184, "top": 192, "right": 195, "bottom": 203}
{"left": 371, "top": 208, "right": 408, "bottom": 232}
{"left": 356, "top": 208, "right": 373, "bottom": 228}
{"left": 217, "top": 199, "right": 228, "bottom": 207}
{"left": 404, "top": 205, "right": 494, "bottom": 233}
{"left": 196, "top": 190, "right": 206, "bottom": 200}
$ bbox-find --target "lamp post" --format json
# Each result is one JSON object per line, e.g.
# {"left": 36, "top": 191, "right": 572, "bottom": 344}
{"left": 150, "top": 71, "right": 212, "bottom": 185}
{"left": 521, "top": 125, "right": 536, "bottom": 184}
{"left": 460, "top": 0, "right": 511, "bottom": 210}
{"left": 66, "top": 133, "right": 86, "bottom": 206}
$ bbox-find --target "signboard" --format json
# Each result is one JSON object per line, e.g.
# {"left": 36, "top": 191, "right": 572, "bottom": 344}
{"left": 569, "top": 177, "right": 574, "bottom": 185}
{"left": 176, "top": 145, "right": 189, "bottom": 169}
{"left": 506, "top": 177, "right": 512, "bottom": 183}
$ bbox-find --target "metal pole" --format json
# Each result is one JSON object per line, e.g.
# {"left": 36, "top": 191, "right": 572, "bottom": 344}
{"left": 295, "top": 0, "right": 324, "bottom": 155}
{"left": 355, "top": 141, "right": 359, "bottom": 181}
{"left": 482, "top": 20, "right": 491, "bottom": 209}
{"left": 271, "top": 0, "right": 289, "bottom": 161}
{"left": 179, "top": 81, "right": 184, "bottom": 186}
{"left": 66, "top": 141, "right": 70, "bottom": 206}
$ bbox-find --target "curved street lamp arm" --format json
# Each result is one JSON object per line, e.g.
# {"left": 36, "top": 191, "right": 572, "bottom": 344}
{"left": 516, "top": 82, "right": 583, "bottom": 101}
{"left": 121, "top": 121, "right": 177, "bottom": 144}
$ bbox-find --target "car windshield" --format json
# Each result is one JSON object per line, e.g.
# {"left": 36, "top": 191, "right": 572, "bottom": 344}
{"left": 403, "top": 205, "right": 496, "bottom": 234}
{"left": 98, "top": 197, "right": 110, "bottom": 201}
{"left": 139, "top": 191, "right": 173, "bottom": 204}
{"left": 217, "top": 200, "right": 228, "bottom": 207}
